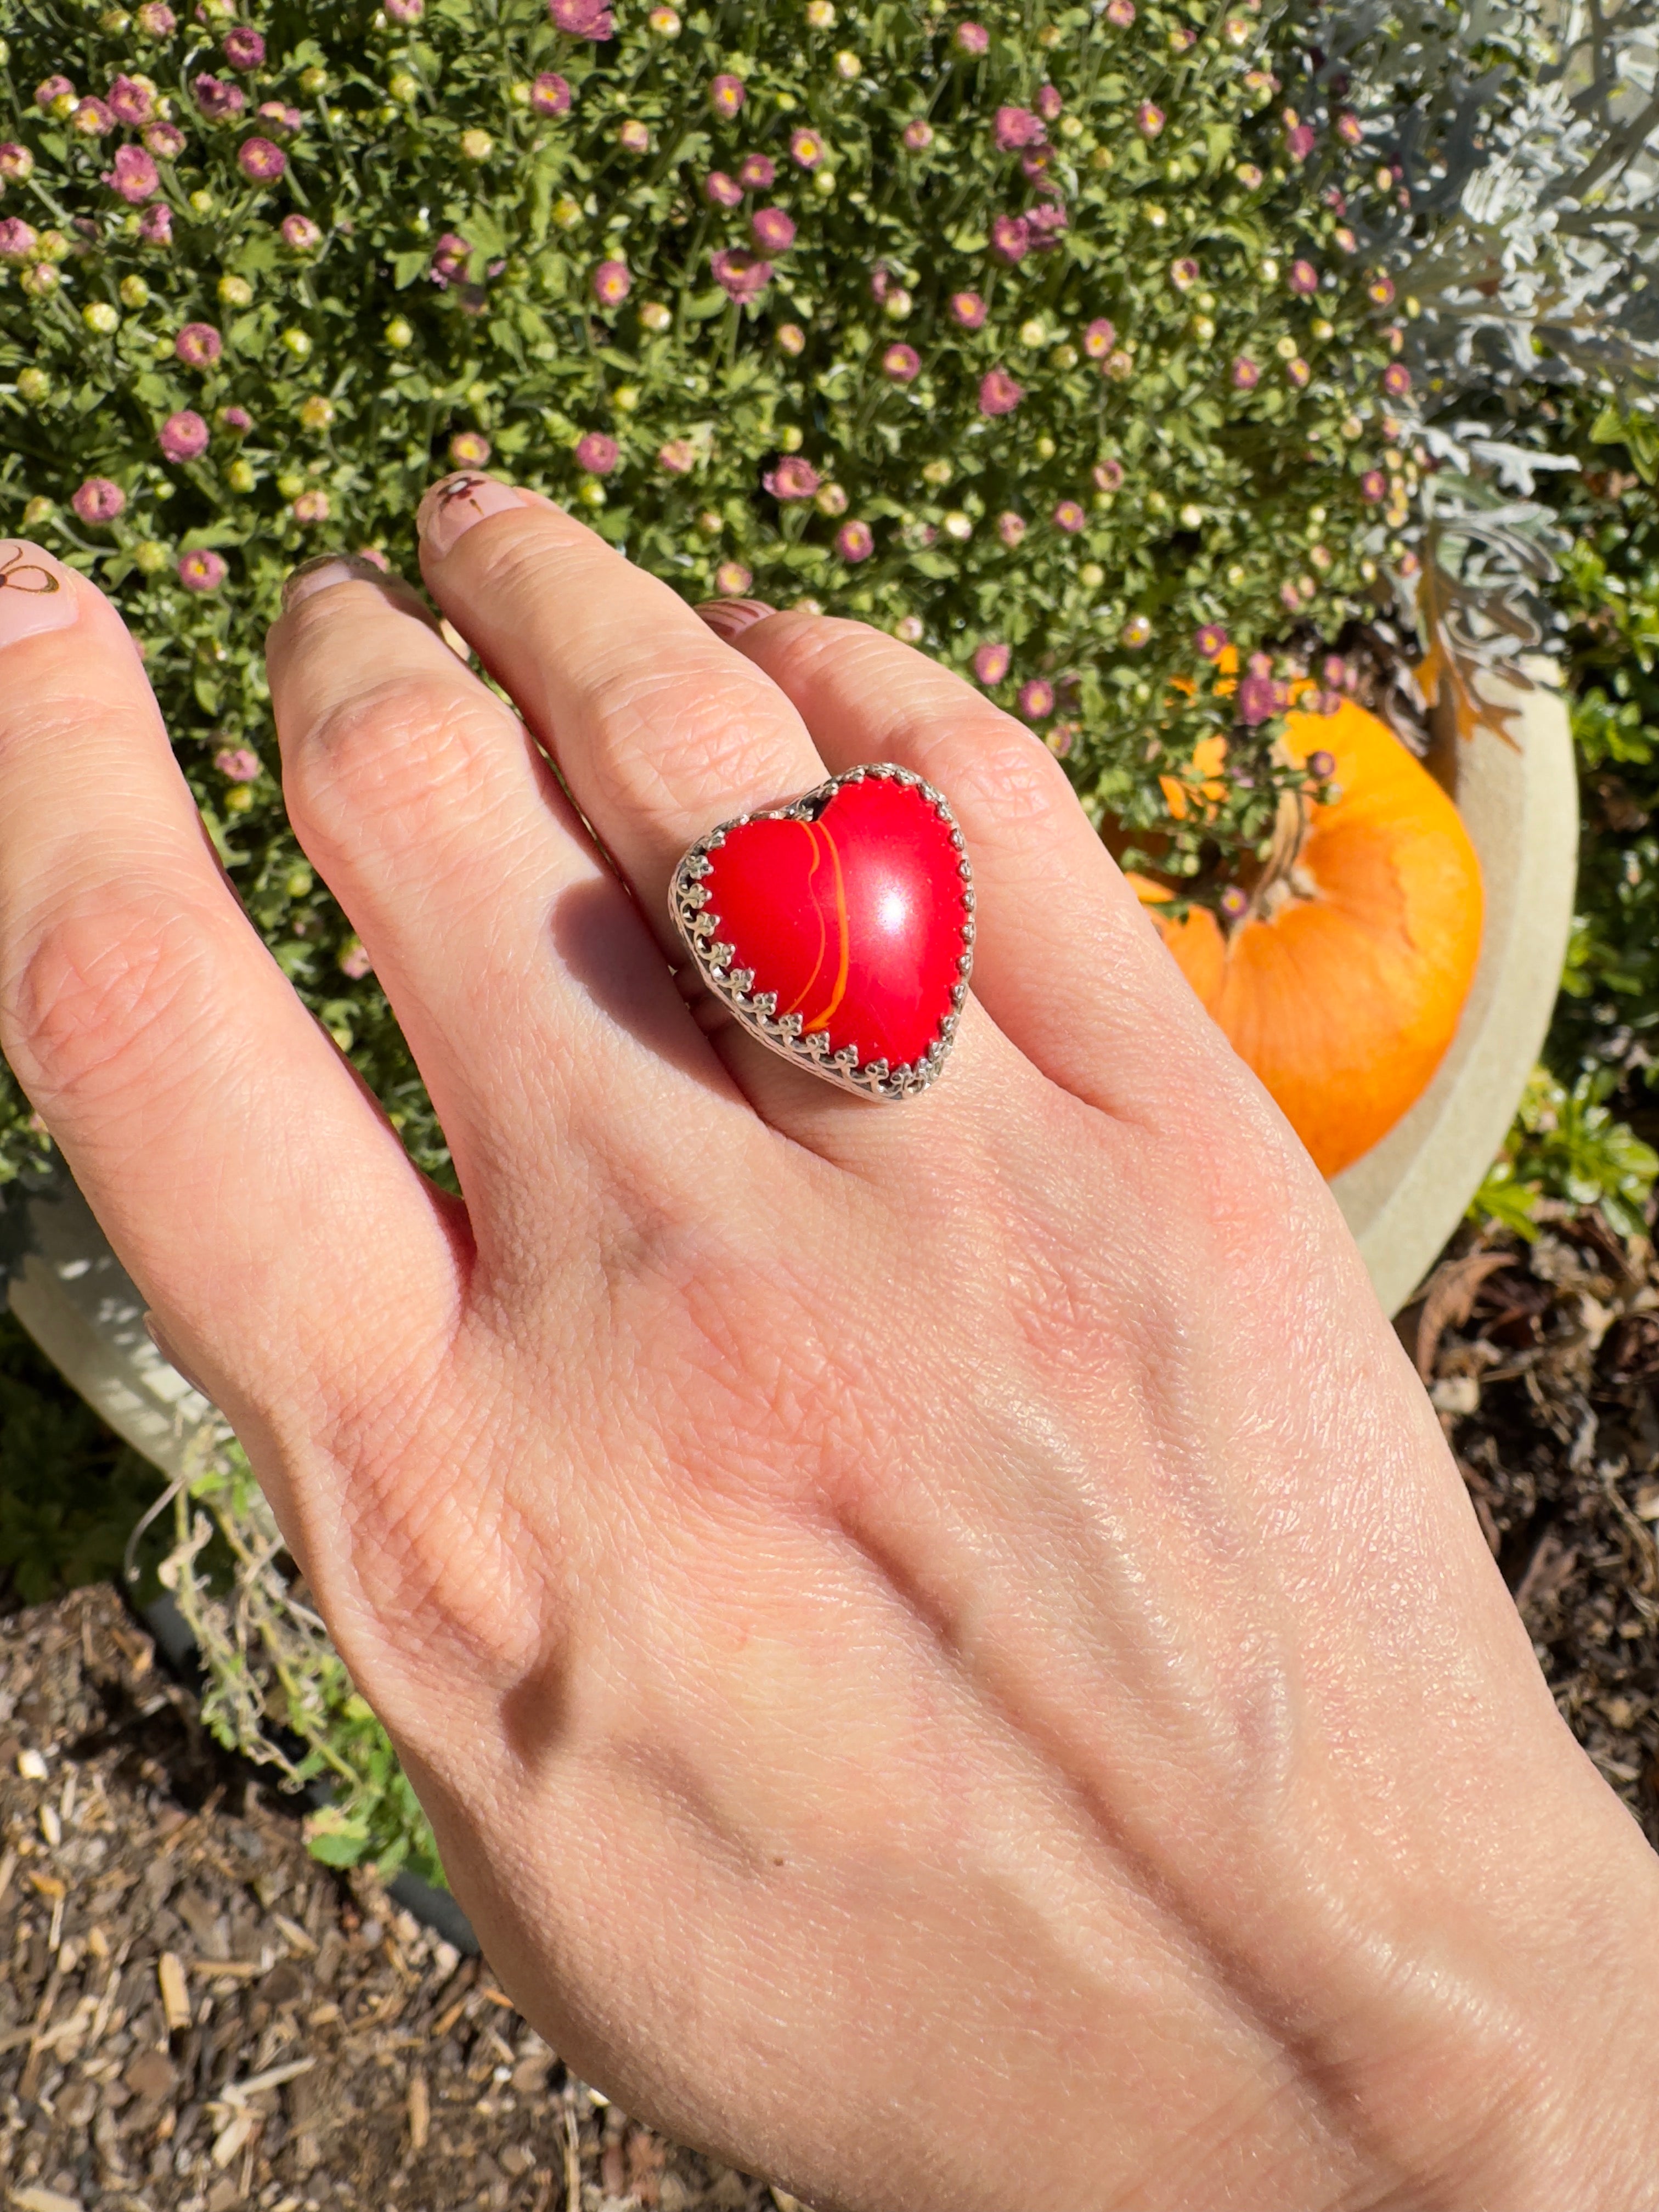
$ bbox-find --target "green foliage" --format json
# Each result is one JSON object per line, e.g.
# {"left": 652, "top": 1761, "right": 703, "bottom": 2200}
{"left": 1469, "top": 1067, "right": 1659, "bottom": 1244}
{"left": 0, "top": 0, "right": 1415, "bottom": 1177}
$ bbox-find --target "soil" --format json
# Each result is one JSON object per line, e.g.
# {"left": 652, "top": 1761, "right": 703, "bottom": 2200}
{"left": 5, "top": 1199, "right": 1659, "bottom": 2212}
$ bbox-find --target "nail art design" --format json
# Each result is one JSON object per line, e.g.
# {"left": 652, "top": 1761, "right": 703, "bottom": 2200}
{"left": 416, "top": 470, "right": 523, "bottom": 558}
{"left": 0, "top": 541, "right": 62, "bottom": 594}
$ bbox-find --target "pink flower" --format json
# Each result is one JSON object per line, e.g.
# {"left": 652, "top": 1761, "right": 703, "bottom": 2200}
{"left": 338, "top": 941, "right": 374, "bottom": 980}
{"left": 1194, "top": 623, "right": 1228, "bottom": 661}
{"left": 175, "top": 321, "right": 223, "bottom": 367}
{"left": 1237, "top": 162, "right": 1263, "bottom": 190}
{"left": 0, "top": 144, "right": 33, "bottom": 182}
{"left": 35, "top": 76, "right": 75, "bottom": 110}
{"left": 1289, "top": 259, "right": 1319, "bottom": 296}
{"left": 994, "top": 105, "right": 1044, "bottom": 151}
{"left": 972, "top": 641, "right": 1011, "bottom": 685}
{"left": 751, "top": 206, "right": 795, "bottom": 254}
{"left": 139, "top": 202, "right": 173, "bottom": 245}
{"left": 714, "top": 560, "right": 753, "bottom": 596}
{"left": 449, "top": 430, "right": 492, "bottom": 467}
{"left": 144, "top": 121, "right": 185, "bottom": 158}
{"left": 990, "top": 212, "right": 1031, "bottom": 264}
{"left": 0, "top": 218, "right": 39, "bottom": 261}
{"left": 1334, "top": 225, "right": 1358, "bottom": 255}
{"left": 281, "top": 213, "right": 321, "bottom": 250}
{"left": 219, "top": 405, "right": 251, "bottom": 432}
{"left": 709, "top": 73, "right": 746, "bottom": 118}
{"left": 1382, "top": 362, "right": 1412, "bottom": 397}
{"left": 978, "top": 368, "right": 1023, "bottom": 416}
{"left": 1237, "top": 674, "right": 1277, "bottom": 725}
{"left": 549, "top": 0, "right": 614, "bottom": 35}
{"left": 703, "top": 170, "right": 743, "bottom": 207}
{"left": 711, "top": 246, "right": 771, "bottom": 300}
{"left": 1052, "top": 500, "right": 1086, "bottom": 534}
{"left": 789, "top": 128, "right": 825, "bottom": 168}
{"left": 159, "top": 409, "right": 209, "bottom": 463}
{"left": 1083, "top": 317, "right": 1116, "bottom": 360}
{"left": 238, "top": 136, "right": 286, "bottom": 181}
{"left": 953, "top": 22, "right": 990, "bottom": 54}
{"left": 1360, "top": 469, "right": 1387, "bottom": 502}
{"left": 591, "top": 258, "right": 631, "bottom": 306}
{"left": 764, "top": 455, "right": 820, "bottom": 500}
{"left": 950, "top": 290, "right": 986, "bottom": 328}
{"left": 1170, "top": 256, "right": 1200, "bottom": 291}
{"left": 108, "top": 74, "right": 155, "bottom": 125}
{"left": 1307, "top": 748, "right": 1337, "bottom": 779}
{"left": 882, "top": 343, "right": 921, "bottom": 383}
{"left": 72, "top": 477, "right": 126, "bottom": 524}
{"left": 738, "top": 153, "right": 776, "bottom": 189}
{"left": 1336, "top": 111, "right": 1363, "bottom": 147}
{"left": 575, "top": 431, "right": 619, "bottom": 475}
{"left": 1105, "top": 0, "right": 1135, "bottom": 21}
{"left": 137, "top": 2, "right": 177, "bottom": 29}
{"left": 531, "top": 72, "right": 572, "bottom": 115}
{"left": 618, "top": 120, "right": 651, "bottom": 153}
{"left": 1018, "top": 679, "right": 1054, "bottom": 720}
{"left": 214, "top": 745, "right": 261, "bottom": 781}
{"left": 1230, "top": 356, "right": 1260, "bottom": 390}
{"left": 1036, "top": 85, "right": 1063, "bottom": 122}
{"left": 292, "top": 489, "right": 330, "bottom": 524}
{"left": 257, "top": 101, "right": 303, "bottom": 134}
{"left": 104, "top": 144, "right": 159, "bottom": 201}
{"left": 1285, "top": 357, "right": 1310, "bottom": 387}
{"left": 835, "top": 520, "right": 874, "bottom": 563}
{"left": 1092, "top": 459, "right": 1124, "bottom": 492}
{"left": 1368, "top": 273, "right": 1397, "bottom": 307}
{"left": 73, "top": 97, "right": 117, "bottom": 137}
{"left": 223, "top": 26, "right": 266, "bottom": 69}
{"left": 658, "top": 439, "right": 696, "bottom": 475}
{"left": 1026, "top": 202, "right": 1067, "bottom": 244}
{"left": 429, "top": 232, "right": 471, "bottom": 286}
{"left": 995, "top": 512, "right": 1025, "bottom": 549}
{"left": 178, "top": 548, "right": 227, "bottom": 591}
{"left": 1136, "top": 100, "right": 1164, "bottom": 138}
{"left": 1285, "top": 122, "right": 1316, "bottom": 160}
{"left": 193, "top": 74, "right": 245, "bottom": 121}
{"left": 902, "top": 119, "right": 933, "bottom": 151}
{"left": 386, "top": 0, "right": 424, "bottom": 19}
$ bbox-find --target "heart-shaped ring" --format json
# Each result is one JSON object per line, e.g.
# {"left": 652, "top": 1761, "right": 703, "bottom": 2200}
{"left": 669, "top": 763, "right": 975, "bottom": 1099}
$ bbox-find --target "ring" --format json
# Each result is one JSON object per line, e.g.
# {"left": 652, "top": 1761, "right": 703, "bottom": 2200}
{"left": 669, "top": 763, "right": 975, "bottom": 1100}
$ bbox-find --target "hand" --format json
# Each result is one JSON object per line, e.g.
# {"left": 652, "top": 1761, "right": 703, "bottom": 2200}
{"left": 2, "top": 492, "right": 1656, "bottom": 2212}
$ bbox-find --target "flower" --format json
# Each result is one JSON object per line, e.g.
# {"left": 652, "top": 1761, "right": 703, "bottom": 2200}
{"left": 1170, "top": 257, "right": 1200, "bottom": 291}
{"left": 902, "top": 119, "right": 934, "bottom": 151}
{"left": 386, "top": 0, "right": 424, "bottom": 17}
{"left": 760, "top": 454, "right": 816, "bottom": 500}
{"left": 1218, "top": 885, "right": 1250, "bottom": 921}
{"left": 1092, "top": 459, "right": 1125, "bottom": 492}
{"left": 175, "top": 321, "right": 223, "bottom": 366}
{"left": 143, "top": 121, "right": 185, "bottom": 158}
{"left": 1368, "top": 274, "right": 1397, "bottom": 307}
{"left": 704, "top": 170, "right": 742, "bottom": 208}
{"left": 531, "top": 72, "right": 572, "bottom": 115}
{"left": 1230, "top": 356, "right": 1260, "bottom": 390}
{"left": 776, "top": 323, "right": 806, "bottom": 355}
{"left": 1037, "top": 84, "right": 1063, "bottom": 122}
{"left": 711, "top": 246, "right": 771, "bottom": 299}
{"left": 789, "top": 128, "right": 825, "bottom": 168}
{"left": 816, "top": 483, "right": 848, "bottom": 516}
{"left": 1285, "top": 122, "right": 1316, "bottom": 160}
{"left": 972, "top": 641, "right": 1011, "bottom": 685}
{"left": 178, "top": 548, "right": 228, "bottom": 591}
{"left": 1336, "top": 111, "right": 1363, "bottom": 147}
{"left": 714, "top": 560, "right": 753, "bottom": 595}
{"left": 990, "top": 213, "right": 1031, "bottom": 264}
{"left": 1289, "top": 259, "right": 1319, "bottom": 296}
{"left": 1381, "top": 362, "right": 1412, "bottom": 397}
{"left": 71, "top": 477, "right": 126, "bottom": 524}
{"left": 1307, "top": 748, "right": 1336, "bottom": 779}
{"left": 575, "top": 432, "right": 619, "bottom": 476}
{"left": 108, "top": 75, "right": 156, "bottom": 126}
{"left": 833, "top": 49, "right": 861, "bottom": 80}
{"left": 238, "top": 136, "right": 286, "bottom": 181}
{"left": 1053, "top": 500, "right": 1086, "bottom": 533}
{"left": 709, "top": 73, "right": 746, "bottom": 118}
{"left": 658, "top": 439, "right": 696, "bottom": 474}
{"left": 1237, "top": 674, "right": 1277, "bottom": 725}
{"left": 739, "top": 154, "right": 776, "bottom": 190}
{"left": 140, "top": 203, "right": 172, "bottom": 245}
{"left": 1082, "top": 318, "right": 1116, "bottom": 360}
{"left": 591, "top": 258, "right": 631, "bottom": 306}
{"left": 137, "top": 3, "right": 177, "bottom": 30}
{"left": 1018, "top": 679, "right": 1054, "bottom": 719}
{"left": 429, "top": 233, "right": 471, "bottom": 286}
{"left": 649, "top": 4, "right": 681, "bottom": 31}
{"left": 882, "top": 343, "right": 921, "bottom": 383}
{"left": 35, "top": 77, "right": 75, "bottom": 111}
{"left": 339, "top": 940, "right": 374, "bottom": 979}
{"left": 994, "top": 105, "right": 1044, "bottom": 150}
{"left": 618, "top": 120, "right": 650, "bottom": 153}
{"left": 449, "top": 431, "right": 492, "bottom": 467}
{"left": 193, "top": 75, "right": 246, "bottom": 120}
{"left": 460, "top": 129, "right": 494, "bottom": 161}
{"left": 836, "top": 519, "right": 874, "bottom": 562}
{"left": 1360, "top": 470, "right": 1387, "bottom": 501}
{"left": 751, "top": 207, "right": 795, "bottom": 254}
{"left": 292, "top": 489, "right": 330, "bottom": 523}
{"left": 1135, "top": 100, "right": 1164, "bottom": 138}
{"left": 72, "top": 97, "right": 116, "bottom": 136}
{"left": 281, "top": 213, "right": 321, "bottom": 251}
{"left": 215, "top": 745, "right": 261, "bottom": 781}
{"left": 1121, "top": 614, "right": 1152, "bottom": 649}
{"left": 1105, "top": 0, "right": 1135, "bottom": 21}
{"left": 0, "top": 145, "right": 34, "bottom": 182}
{"left": 1026, "top": 202, "right": 1067, "bottom": 244}
{"left": 104, "top": 145, "right": 159, "bottom": 201}
{"left": 996, "top": 513, "right": 1026, "bottom": 549}
{"left": 1334, "top": 226, "right": 1358, "bottom": 255}
{"left": 223, "top": 26, "right": 265, "bottom": 69}
{"left": 159, "top": 409, "right": 209, "bottom": 462}
{"left": 1194, "top": 623, "right": 1228, "bottom": 661}
{"left": 953, "top": 22, "right": 990, "bottom": 54}
{"left": 1285, "top": 357, "right": 1310, "bottom": 387}
{"left": 219, "top": 405, "right": 251, "bottom": 432}
{"left": 950, "top": 291, "right": 987, "bottom": 328}
{"left": 978, "top": 368, "right": 1023, "bottom": 416}
{"left": 549, "top": 0, "right": 614, "bottom": 35}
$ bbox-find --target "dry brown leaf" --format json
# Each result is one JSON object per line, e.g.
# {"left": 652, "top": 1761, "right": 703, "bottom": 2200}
{"left": 1414, "top": 1251, "right": 1516, "bottom": 1379}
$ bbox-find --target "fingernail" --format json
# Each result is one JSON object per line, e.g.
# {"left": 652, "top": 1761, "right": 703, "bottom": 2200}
{"left": 281, "top": 551, "right": 408, "bottom": 615}
{"left": 694, "top": 597, "right": 778, "bottom": 645}
{"left": 142, "top": 1312, "right": 216, "bottom": 1404}
{"left": 417, "top": 471, "right": 522, "bottom": 560}
{"left": 0, "top": 541, "right": 81, "bottom": 648}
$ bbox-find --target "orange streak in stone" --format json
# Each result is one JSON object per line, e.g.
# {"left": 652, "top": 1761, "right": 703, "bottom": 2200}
{"left": 802, "top": 820, "right": 850, "bottom": 1034}
{"left": 781, "top": 821, "right": 830, "bottom": 1019}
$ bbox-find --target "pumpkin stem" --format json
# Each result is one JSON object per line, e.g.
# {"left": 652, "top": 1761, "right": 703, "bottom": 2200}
{"left": 1233, "top": 786, "right": 1312, "bottom": 927}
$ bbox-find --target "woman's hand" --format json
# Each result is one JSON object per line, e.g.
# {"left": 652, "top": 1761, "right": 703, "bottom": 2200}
{"left": 1, "top": 489, "right": 1655, "bottom": 2212}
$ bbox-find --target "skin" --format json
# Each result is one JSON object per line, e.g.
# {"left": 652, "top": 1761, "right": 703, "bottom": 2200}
{"left": 2, "top": 483, "right": 1658, "bottom": 2210}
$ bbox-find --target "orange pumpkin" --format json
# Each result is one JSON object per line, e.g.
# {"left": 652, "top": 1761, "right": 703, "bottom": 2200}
{"left": 1136, "top": 699, "right": 1483, "bottom": 1178}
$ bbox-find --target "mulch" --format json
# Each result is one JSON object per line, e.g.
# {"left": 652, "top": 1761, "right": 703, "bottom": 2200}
{"left": 5, "top": 1201, "right": 1659, "bottom": 2212}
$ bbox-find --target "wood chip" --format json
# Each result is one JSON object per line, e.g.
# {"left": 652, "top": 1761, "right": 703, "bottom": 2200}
{"left": 10, "top": 2187, "right": 85, "bottom": 2212}
{"left": 408, "top": 2067, "right": 430, "bottom": 2153}
{"left": 27, "top": 1871, "right": 65, "bottom": 1901}
{"left": 157, "top": 1951, "right": 192, "bottom": 2033}
{"left": 272, "top": 1912, "right": 319, "bottom": 1957}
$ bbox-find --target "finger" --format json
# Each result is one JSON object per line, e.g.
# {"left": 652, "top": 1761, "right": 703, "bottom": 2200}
{"left": 726, "top": 610, "right": 1226, "bottom": 1118}
{"left": 0, "top": 543, "right": 459, "bottom": 1490}
{"left": 264, "top": 552, "right": 759, "bottom": 1251}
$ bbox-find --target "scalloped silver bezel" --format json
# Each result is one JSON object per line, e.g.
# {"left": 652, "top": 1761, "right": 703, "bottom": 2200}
{"left": 669, "top": 761, "right": 974, "bottom": 1101}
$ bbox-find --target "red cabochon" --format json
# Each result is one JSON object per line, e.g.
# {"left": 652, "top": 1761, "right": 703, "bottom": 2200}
{"left": 702, "top": 776, "right": 968, "bottom": 1069}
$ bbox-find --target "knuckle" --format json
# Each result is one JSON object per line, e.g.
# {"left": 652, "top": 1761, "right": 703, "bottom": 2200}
{"left": 284, "top": 674, "right": 518, "bottom": 866}
{"left": 579, "top": 658, "right": 810, "bottom": 821}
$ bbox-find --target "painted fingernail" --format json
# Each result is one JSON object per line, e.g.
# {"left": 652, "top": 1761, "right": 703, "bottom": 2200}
{"left": 281, "top": 552, "right": 407, "bottom": 614}
{"left": 695, "top": 597, "right": 778, "bottom": 645}
{"left": 142, "top": 1312, "right": 216, "bottom": 1404}
{"left": 416, "top": 471, "right": 522, "bottom": 560}
{"left": 0, "top": 540, "right": 81, "bottom": 648}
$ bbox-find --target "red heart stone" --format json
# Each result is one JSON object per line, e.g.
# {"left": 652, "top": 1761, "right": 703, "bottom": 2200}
{"left": 680, "top": 769, "right": 973, "bottom": 1090}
